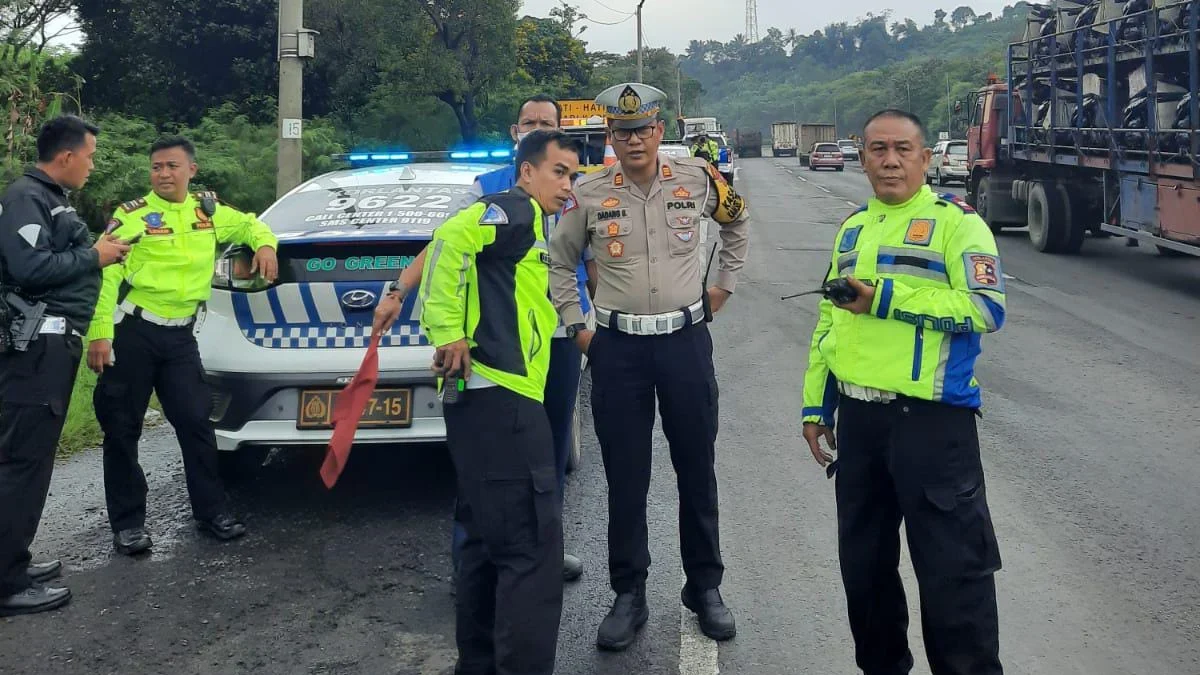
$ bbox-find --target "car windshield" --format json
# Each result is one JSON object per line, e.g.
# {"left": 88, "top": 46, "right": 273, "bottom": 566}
{"left": 838, "top": 141, "right": 855, "bottom": 148}
{"left": 264, "top": 181, "right": 476, "bottom": 237}
{"left": 948, "top": 144, "right": 968, "bottom": 157}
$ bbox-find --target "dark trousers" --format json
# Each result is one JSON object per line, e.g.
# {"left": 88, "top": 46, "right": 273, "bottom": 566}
{"left": 589, "top": 322, "right": 723, "bottom": 594}
{"left": 0, "top": 333, "right": 81, "bottom": 596}
{"left": 835, "top": 396, "right": 1004, "bottom": 675}
{"left": 94, "top": 316, "right": 227, "bottom": 532}
{"left": 445, "top": 385, "right": 563, "bottom": 675}
{"left": 451, "top": 336, "right": 581, "bottom": 572}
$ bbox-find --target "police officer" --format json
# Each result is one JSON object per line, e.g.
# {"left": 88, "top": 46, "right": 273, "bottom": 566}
{"left": 86, "top": 136, "right": 279, "bottom": 555}
{"left": 801, "top": 109, "right": 1006, "bottom": 675}
{"left": 375, "top": 93, "right": 596, "bottom": 585}
{"left": 689, "top": 132, "right": 719, "bottom": 168}
{"left": 549, "top": 83, "right": 751, "bottom": 650}
{"left": 420, "top": 130, "right": 580, "bottom": 675}
{"left": 0, "top": 115, "right": 131, "bottom": 616}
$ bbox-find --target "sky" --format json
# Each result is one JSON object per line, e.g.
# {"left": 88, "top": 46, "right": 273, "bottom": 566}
{"left": 521, "top": 0, "right": 1018, "bottom": 54}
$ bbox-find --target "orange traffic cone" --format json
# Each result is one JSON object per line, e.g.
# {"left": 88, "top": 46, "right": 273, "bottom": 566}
{"left": 603, "top": 142, "right": 617, "bottom": 167}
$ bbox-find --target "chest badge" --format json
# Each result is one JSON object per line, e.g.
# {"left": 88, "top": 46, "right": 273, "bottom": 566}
{"left": 607, "top": 222, "right": 621, "bottom": 236}
{"left": 673, "top": 186, "right": 691, "bottom": 199}
{"left": 675, "top": 231, "right": 695, "bottom": 242}
{"left": 607, "top": 240, "right": 625, "bottom": 258}
{"left": 601, "top": 197, "right": 620, "bottom": 208}
{"left": 904, "top": 219, "right": 936, "bottom": 246}
{"left": 676, "top": 216, "right": 693, "bottom": 227}
{"left": 193, "top": 207, "right": 214, "bottom": 230}
{"left": 838, "top": 225, "right": 863, "bottom": 253}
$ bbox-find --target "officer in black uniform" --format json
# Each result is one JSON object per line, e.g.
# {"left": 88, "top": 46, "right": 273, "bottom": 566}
{"left": 0, "top": 115, "right": 131, "bottom": 616}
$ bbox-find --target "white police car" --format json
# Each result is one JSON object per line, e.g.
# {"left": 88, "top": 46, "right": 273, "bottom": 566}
{"left": 195, "top": 150, "right": 585, "bottom": 472}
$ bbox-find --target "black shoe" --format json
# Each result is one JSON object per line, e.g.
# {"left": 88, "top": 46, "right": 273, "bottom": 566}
{"left": 681, "top": 585, "right": 736, "bottom": 641}
{"left": 27, "top": 560, "right": 61, "bottom": 583}
{"left": 596, "top": 587, "right": 648, "bottom": 651}
{"left": 196, "top": 513, "right": 246, "bottom": 541}
{"left": 563, "top": 554, "right": 583, "bottom": 583}
{"left": 113, "top": 528, "right": 153, "bottom": 556}
{"left": 0, "top": 583, "right": 71, "bottom": 617}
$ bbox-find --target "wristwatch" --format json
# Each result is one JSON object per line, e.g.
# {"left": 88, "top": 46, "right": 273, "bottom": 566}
{"left": 565, "top": 322, "right": 587, "bottom": 339}
{"left": 386, "top": 279, "right": 406, "bottom": 296}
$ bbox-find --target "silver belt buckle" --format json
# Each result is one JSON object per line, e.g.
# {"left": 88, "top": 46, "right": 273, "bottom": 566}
{"left": 38, "top": 316, "right": 67, "bottom": 335}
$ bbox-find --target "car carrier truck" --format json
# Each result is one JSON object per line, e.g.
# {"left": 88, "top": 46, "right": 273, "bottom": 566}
{"left": 963, "top": 0, "right": 1199, "bottom": 256}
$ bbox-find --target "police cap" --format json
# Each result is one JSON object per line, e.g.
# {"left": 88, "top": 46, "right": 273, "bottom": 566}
{"left": 594, "top": 83, "right": 667, "bottom": 130}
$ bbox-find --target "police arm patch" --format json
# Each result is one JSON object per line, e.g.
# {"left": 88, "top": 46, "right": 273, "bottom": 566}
{"left": 479, "top": 203, "right": 509, "bottom": 225}
{"left": 704, "top": 163, "right": 746, "bottom": 224}
{"left": 963, "top": 252, "right": 1004, "bottom": 292}
{"left": 561, "top": 194, "right": 579, "bottom": 214}
{"left": 119, "top": 198, "right": 147, "bottom": 213}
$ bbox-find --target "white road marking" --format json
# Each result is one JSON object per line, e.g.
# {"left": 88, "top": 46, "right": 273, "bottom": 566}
{"left": 797, "top": 176, "right": 808, "bottom": 182}
{"left": 1003, "top": 273, "right": 1015, "bottom": 280}
{"left": 845, "top": 200, "right": 858, "bottom": 207}
{"left": 817, "top": 186, "right": 832, "bottom": 193}
{"left": 679, "top": 575, "right": 720, "bottom": 674}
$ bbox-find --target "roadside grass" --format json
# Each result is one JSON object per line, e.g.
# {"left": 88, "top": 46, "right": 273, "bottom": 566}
{"left": 59, "top": 342, "right": 161, "bottom": 458}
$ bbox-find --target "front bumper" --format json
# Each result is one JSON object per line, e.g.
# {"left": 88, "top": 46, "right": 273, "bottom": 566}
{"left": 205, "top": 368, "right": 445, "bottom": 451}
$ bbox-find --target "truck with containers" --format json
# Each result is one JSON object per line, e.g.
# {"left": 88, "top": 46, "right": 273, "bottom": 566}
{"left": 771, "top": 121, "right": 799, "bottom": 156}
{"left": 963, "top": 0, "right": 1199, "bottom": 257}
{"left": 733, "top": 128, "right": 763, "bottom": 157}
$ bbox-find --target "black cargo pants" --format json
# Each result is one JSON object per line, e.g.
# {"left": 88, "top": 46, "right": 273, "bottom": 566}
{"left": 0, "top": 333, "right": 81, "bottom": 596}
{"left": 444, "top": 384, "right": 563, "bottom": 675}
{"left": 94, "top": 315, "right": 227, "bottom": 532}
{"left": 834, "top": 395, "right": 1004, "bottom": 675}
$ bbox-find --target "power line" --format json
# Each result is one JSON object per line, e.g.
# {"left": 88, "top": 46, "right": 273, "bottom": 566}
{"left": 584, "top": 0, "right": 634, "bottom": 17}
{"left": 580, "top": 13, "right": 634, "bottom": 26}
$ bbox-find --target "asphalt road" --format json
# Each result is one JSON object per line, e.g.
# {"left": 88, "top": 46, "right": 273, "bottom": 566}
{"left": 3, "top": 157, "right": 1199, "bottom": 675}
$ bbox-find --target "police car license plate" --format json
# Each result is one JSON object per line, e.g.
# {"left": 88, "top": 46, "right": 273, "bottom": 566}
{"left": 296, "top": 388, "right": 413, "bottom": 429}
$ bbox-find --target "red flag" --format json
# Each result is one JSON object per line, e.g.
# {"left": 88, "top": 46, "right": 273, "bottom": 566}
{"left": 319, "top": 332, "right": 382, "bottom": 489}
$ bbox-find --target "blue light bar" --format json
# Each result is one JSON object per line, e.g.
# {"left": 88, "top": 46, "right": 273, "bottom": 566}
{"left": 334, "top": 149, "right": 511, "bottom": 167}
{"left": 449, "top": 151, "right": 469, "bottom": 159}
{"left": 490, "top": 150, "right": 511, "bottom": 158}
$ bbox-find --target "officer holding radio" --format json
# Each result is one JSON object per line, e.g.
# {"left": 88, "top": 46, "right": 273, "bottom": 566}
{"left": 87, "top": 136, "right": 278, "bottom": 556}
{"left": 801, "top": 110, "right": 1007, "bottom": 675}
{"left": 549, "top": 83, "right": 751, "bottom": 650}
{"left": 0, "top": 115, "right": 130, "bottom": 617}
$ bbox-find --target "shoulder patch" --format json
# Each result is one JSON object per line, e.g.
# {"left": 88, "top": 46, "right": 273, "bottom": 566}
{"left": 194, "top": 190, "right": 218, "bottom": 201}
{"left": 937, "top": 193, "right": 976, "bottom": 214}
{"left": 963, "top": 252, "right": 1004, "bottom": 292}
{"left": 574, "top": 168, "right": 611, "bottom": 191}
{"left": 561, "top": 194, "right": 579, "bottom": 214}
{"left": 479, "top": 203, "right": 509, "bottom": 225}
{"left": 838, "top": 225, "right": 863, "bottom": 253}
{"left": 478, "top": 192, "right": 535, "bottom": 227}
{"left": 703, "top": 162, "right": 746, "bottom": 224}
{"left": 120, "top": 198, "right": 147, "bottom": 213}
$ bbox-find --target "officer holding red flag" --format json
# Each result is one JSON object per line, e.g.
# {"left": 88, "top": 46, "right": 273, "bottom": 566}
{"left": 419, "top": 130, "right": 580, "bottom": 675}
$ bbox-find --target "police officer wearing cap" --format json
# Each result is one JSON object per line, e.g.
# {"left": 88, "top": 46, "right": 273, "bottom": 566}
{"left": 801, "top": 110, "right": 1006, "bottom": 675}
{"left": 87, "top": 136, "right": 278, "bottom": 555}
{"left": 550, "top": 83, "right": 750, "bottom": 650}
{"left": 0, "top": 115, "right": 131, "bottom": 616}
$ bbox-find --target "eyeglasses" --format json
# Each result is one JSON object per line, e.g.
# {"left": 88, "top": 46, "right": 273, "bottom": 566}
{"left": 611, "top": 126, "right": 657, "bottom": 142}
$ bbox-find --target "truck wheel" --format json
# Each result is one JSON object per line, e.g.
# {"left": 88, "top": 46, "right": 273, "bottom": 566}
{"left": 973, "top": 176, "right": 1000, "bottom": 233}
{"left": 1027, "top": 181, "right": 1071, "bottom": 253}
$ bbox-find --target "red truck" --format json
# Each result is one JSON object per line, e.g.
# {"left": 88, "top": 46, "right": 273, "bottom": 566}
{"left": 964, "top": 0, "right": 1198, "bottom": 257}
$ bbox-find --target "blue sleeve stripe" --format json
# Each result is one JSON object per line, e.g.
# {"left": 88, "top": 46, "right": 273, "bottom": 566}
{"left": 801, "top": 407, "right": 826, "bottom": 417}
{"left": 875, "top": 278, "right": 894, "bottom": 319}
{"left": 981, "top": 295, "right": 1006, "bottom": 330}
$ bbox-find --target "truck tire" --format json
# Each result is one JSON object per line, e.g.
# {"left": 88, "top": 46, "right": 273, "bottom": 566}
{"left": 1027, "top": 181, "right": 1073, "bottom": 253}
{"left": 973, "top": 176, "right": 1000, "bottom": 233}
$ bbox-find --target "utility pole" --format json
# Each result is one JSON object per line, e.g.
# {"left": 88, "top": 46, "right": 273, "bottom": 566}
{"left": 636, "top": 0, "right": 646, "bottom": 83}
{"left": 946, "top": 73, "right": 953, "bottom": 136}
{"left": 277, "top": 0, "right": 317, "bottom": 198}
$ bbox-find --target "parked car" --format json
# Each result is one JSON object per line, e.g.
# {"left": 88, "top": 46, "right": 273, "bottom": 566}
{"left": 927, "top": 139, "right": 969, "bottom": 186}
{"left": 808, "top": 142, "right": 845, "bottom": 171}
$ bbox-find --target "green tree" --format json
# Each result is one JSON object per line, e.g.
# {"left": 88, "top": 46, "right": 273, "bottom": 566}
{"left": 515, "top": 16, "right": 591, "bottom": 98}
{"left": 406, "top": 0, "right": 521, "bottom": 142}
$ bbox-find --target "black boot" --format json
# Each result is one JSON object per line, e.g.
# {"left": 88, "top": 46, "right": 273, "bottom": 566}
{"left": 681, "top": 585, "right": 736, "bottom": 641}
{"left": 113, "top": 528, "right": 153, "bottom": 556}
{"left": 196, "top": 513, "right": 246, "bottom": 541}
{"left": 0, "top": 584, "right": 71, "bottom": 617}
{"left": 596, "top": 586, "right": 648, "bottom": 651}
{"left": 27, "top": 560, "right": 62, "bottom": 583}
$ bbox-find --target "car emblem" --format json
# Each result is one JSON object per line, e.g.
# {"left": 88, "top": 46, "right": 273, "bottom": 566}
{"left": 340, "top": 289, "right": 377, "bottom": 310}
